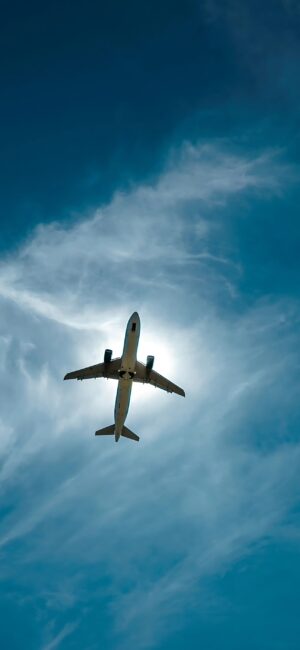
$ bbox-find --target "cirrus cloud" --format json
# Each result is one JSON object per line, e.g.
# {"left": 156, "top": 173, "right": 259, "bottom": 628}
{"left": 0, "top": 141, "right": 299, "bottom": 649}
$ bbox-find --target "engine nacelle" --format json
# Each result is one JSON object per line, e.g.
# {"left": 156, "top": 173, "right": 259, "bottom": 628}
{"left": 146, "top": 355, "right": 154, "bottom": 371}
{"left": 104, "top": 348, "right": 113, "bottom": 364}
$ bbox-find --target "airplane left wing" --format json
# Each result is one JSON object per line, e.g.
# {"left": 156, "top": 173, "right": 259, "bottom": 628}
{"left": 133, "top": 361, "right": 185, "bottom": 397}
{"left": 64, "top": 357, "right": 121, "bottom": 381}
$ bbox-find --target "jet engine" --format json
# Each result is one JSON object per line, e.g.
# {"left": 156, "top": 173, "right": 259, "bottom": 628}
{"left": 146, "top": 355, "right": 154, "bottom": 371}
{"left": 104, "top": 348, "right": 113, "bottom": 364}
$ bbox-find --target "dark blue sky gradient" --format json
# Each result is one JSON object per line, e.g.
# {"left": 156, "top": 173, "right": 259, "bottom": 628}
{"left": 1, "top": 0, "right": 300, "bottom": 246}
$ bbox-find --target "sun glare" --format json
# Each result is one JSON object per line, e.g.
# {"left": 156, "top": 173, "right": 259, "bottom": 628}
{"left": 81, "top": 315, "right": 182, "bottom": 411}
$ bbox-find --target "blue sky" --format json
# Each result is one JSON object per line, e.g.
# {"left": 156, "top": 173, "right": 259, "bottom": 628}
{"left": 0, "top": 1, "right": 300, "bottom": 649}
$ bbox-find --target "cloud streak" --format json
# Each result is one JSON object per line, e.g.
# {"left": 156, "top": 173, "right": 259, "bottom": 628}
{"left": 0, "top": 140, "right": 299, "bottom": 648}
{"left": 0, "top": 143, "right": 290, "bottom": 329}
{"left": 42, "top": 623, "right": 78, "bottom": 650}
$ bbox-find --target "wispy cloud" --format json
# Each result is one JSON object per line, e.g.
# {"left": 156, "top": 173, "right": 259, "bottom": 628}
{"left": 0, "top": 141, "right": 299, "bottom": 648}
{"left": 42, "top": 622, "right": 78, "bottom": 650}
{"left": 0, "top": 143, "right": 290, "bottom": 329}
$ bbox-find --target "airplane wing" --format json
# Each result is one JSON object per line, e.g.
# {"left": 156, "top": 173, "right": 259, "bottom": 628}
{"left": 133, "top": 361, "right": 185, "bottom": 397}
{"left": 64, "top": 357, "right": 121, "bottom": 381}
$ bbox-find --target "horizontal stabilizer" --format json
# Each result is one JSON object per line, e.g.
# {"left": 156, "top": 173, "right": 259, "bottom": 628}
{"left": 122, "top": 426, "right": 139, "bottom": 442}
{"left": 95, "top": 424, "right": 115, "bottom": 436}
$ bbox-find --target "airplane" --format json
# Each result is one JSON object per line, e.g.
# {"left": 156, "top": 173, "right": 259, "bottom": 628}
{"left": 64, "top": 312, "right": 185, "bottom": 442}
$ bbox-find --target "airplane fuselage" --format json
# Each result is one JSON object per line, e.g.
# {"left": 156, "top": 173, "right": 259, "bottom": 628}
{"left": 114, "top": 312, "right": 140, "bottom": 441}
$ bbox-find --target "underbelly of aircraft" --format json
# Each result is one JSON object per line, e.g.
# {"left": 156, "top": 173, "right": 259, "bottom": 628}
{"left": 114, "top": 378, "right": 132, "bottom": 426}
{"left": 118, "top": 370, "right": 135, "bottom": 379}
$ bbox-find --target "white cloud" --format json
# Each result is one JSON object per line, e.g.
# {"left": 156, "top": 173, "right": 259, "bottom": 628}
{"left": 0, "top": 143, "right": 288, "bottom": 330}
{"left": 0, "top": 141, "right": 299, "bottom": 648}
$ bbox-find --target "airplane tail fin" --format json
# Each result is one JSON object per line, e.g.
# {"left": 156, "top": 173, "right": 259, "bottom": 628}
{"left": 94, "top": 424, "right": 139, "bottom": 442}
{"left": 95, "top": 424, "right": 115, "bottom": 436}
{"left": 122, "top": 426, "right": 140, "bottom": 442}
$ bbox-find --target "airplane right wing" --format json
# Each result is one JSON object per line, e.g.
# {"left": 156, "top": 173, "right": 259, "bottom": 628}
{"left": 64, "top": 357, "right": 121, "bottom": 381}
{"left": 133, "top": 361, "right": 185, "bottom": 397}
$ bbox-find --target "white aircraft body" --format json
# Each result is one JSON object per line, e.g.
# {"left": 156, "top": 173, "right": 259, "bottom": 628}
{"left": 64, "top": 312, "right": 185, "bottom": 442}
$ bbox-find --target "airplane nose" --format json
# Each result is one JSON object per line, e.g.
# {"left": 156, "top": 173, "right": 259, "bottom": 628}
{"left": 131, "top": 311, "right": 140, "bottom": 322}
